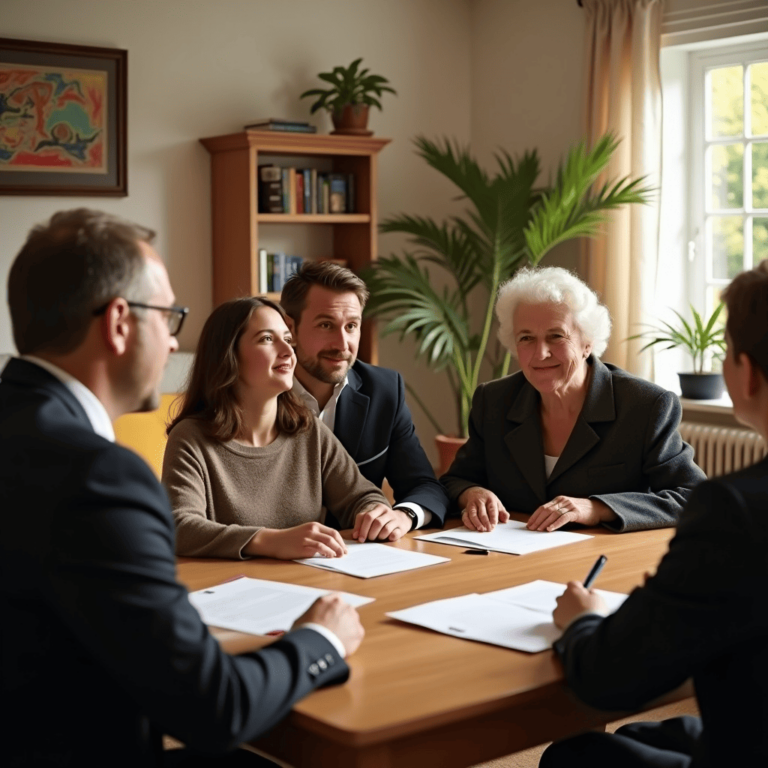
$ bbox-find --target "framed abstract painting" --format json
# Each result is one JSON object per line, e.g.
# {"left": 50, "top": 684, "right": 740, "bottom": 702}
{"left": 0, "top": 38, "right": 127, "bottom": 196}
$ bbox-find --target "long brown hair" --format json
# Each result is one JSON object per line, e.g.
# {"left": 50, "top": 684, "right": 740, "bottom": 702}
{"left": 167, "top": 296, "right": 312, "bottom": 440}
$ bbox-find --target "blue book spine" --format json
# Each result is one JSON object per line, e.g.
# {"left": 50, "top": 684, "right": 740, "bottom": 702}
{"left": 272, "top": 252, "right": 286, "bottom": 292}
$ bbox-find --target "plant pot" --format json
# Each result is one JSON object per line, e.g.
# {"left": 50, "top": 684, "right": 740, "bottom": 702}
{"left": 331, "top": 104, "right": 373, "bottom": 136}
{"left": 678, "top": 372, "right": 725, "bottom": 400}
{"left": 435, "top": 434, "right": 468, "bottom": 476}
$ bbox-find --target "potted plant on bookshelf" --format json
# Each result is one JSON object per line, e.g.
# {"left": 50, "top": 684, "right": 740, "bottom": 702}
{"left": 628, "top": 303, "right": 727, "bottom": 400}
{"left": 362, "top": 133, "right": 653, "bottom": 473}
{"left": 300, "top": 58, "right": 396, "bottom": 136}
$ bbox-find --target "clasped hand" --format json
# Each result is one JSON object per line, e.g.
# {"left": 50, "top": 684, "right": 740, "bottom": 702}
{"left": 526, "top": 495, "right": 612, "bottom": 532}
{"left": 460, "top": 488, "right": 612, "bottom": 532}
{"left": 352, "top": 503, "right": 411, "bottom": 543}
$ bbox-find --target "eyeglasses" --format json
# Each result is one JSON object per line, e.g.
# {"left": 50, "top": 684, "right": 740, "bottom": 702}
{"left": 93, "top": 301, "right": 189, "bottom": 336}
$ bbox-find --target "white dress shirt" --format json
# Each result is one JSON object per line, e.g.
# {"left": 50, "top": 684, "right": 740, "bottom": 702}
{"left": 292, "top": 375, "right": 431, "bottom": 529}
{"left": 21, "top": 356, "right": 115, "bottom": 442}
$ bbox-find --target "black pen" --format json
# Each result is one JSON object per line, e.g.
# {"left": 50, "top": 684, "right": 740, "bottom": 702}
{"left": 583, "top": 555, "right": 607, "bottom": 589}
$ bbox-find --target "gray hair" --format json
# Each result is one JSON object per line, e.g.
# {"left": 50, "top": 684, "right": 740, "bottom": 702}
{"left": 495, "top": 266, "right": 611, "bottom": 358}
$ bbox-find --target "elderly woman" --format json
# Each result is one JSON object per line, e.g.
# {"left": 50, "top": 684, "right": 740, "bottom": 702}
{"left": 441, "top": 266, "right": 705, "bottom": 533}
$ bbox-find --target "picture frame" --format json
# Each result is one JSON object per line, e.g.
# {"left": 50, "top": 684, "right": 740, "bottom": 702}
{"left": 0, "top": 37, "right": 127, "bottom": 196}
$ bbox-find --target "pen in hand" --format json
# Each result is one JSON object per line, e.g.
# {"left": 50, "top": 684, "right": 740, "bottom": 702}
{"left": 582, "top": 554, "right": 607, "bottom": 590}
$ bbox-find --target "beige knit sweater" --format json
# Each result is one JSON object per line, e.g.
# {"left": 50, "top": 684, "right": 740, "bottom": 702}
{"left": 162, "top": 417, "right": 389, "bottom": 559}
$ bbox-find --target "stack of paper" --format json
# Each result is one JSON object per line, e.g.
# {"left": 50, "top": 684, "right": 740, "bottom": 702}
{"left": 296, "top": 541, "right": 449, "bottom": 578}
{"left": 416, "top": 520, "right": 592, "bottom": 555}
{"left": 189, "top": 577, "right": 374, "bottom": 636}
{"left": 387, "top": 580, "right": 628, "bottom": 653}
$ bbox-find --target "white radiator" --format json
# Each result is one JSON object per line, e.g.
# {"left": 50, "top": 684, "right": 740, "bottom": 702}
{"left": 679, "top": 421, "right": 768, "bottom": 477}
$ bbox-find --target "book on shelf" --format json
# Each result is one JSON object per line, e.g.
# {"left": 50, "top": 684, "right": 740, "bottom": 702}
{"left": 302, "top": 169, "right": 312, "bottom": 214}
{"left": 260, "top": 252, "right": 304, "bottom": 292}
{"left": 321, "top": 176, "right": 330, "bottom": 214}
{"left": 310, "top": 169, "right": 318, "bottom": 214}
{"left": 285, "top": 255, "right": 304, "bottom": 281}
{"left": 244, "top": 118, "right": 317, "bottom": 133}
{"left": 295, "top": 171, "right": 304, "bottom": 214}
{"left": 329, "top": 174, "right": 347, "bottom": 214}
{"left": 258, "top": 165, "right": 283, "bottom": 213}
{"left": 260, "top": 164, "right": 357, "bottom": 216}
{"left": 271, "top": 252, "right": 286, "bottom": 292}
{"left": 258, "top": 249, "right": 269, "bottom": 294}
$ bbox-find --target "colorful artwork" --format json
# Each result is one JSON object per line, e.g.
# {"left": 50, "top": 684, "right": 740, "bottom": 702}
{"left": 0, "top": 38, "right": 126, "bottom": 196}
{"left": 0, "top": 63, "right": 108, "bottom": 173}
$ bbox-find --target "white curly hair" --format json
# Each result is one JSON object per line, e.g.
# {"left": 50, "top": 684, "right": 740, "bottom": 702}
{"left": 495, "top": 266, "right": 612, "bottom": 359}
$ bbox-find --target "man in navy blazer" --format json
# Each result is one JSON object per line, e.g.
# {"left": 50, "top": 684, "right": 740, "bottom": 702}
{"left": 281, "top": 262, "right": 448, "bottom": 541}
{"left": 541, "top": 263, "right": 768, "bottom": 767}
{"left": 1, "top": 209, "right": 364, "bottom": 768}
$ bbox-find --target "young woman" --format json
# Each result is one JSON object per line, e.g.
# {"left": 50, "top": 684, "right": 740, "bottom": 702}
{"left": 162, "top": 296, "right": 389, "bottom": 559}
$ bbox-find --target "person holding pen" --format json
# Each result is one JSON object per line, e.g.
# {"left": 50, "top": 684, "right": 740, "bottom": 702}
{"left": 541, "top": 262, "right": 768, "bottom": 768}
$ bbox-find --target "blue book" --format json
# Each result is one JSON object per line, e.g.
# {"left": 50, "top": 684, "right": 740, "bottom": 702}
{"left": 285, "top": 255, "right": 304, "bottom": 281}
{"left": 272, "top": 252, "right": 287, "bottom": 292}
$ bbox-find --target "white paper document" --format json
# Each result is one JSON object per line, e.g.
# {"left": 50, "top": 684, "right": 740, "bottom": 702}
{"left": 189, "top": 577, "right": 374, "bottom": 636}
{"left": 415, "top": 520, "right": 592, "bottom": 555}
{"left": 295, "top": 541, "right": 449, "bottom": 578}
{"left": 387, "top": 580, "right": 627, "bottom": 653}
{"left": 485, "top": 579, "right": 628, "bottom": 616}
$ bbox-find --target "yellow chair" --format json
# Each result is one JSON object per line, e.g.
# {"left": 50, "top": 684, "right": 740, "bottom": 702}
{"left": 113, "top": 393, "right": 180, "bottom": 479}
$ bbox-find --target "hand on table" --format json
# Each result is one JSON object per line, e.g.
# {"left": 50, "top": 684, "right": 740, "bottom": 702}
{"left": 527, "top": 496, "right": 614, "bottom": 532}
{"left": 293, "top": 593, "right": 365, "bottom": 656}
{"left": 352, "top": 504, "right": 411, "bottom": 542}
{"left": 246, "top": 522, "right": 348, "bottom": 559}
{"left": 553, "top": 581, "right": 609, "bottom": 629}
{"left": 459, "top": 486, "right": 509, "bottom": 532}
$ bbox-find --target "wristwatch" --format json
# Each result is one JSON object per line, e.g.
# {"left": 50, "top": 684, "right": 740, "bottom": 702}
{"left": 398, "top": 507, "right": 418, "bottom": 531}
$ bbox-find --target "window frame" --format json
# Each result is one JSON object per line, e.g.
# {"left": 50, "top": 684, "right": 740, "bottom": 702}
{"left": 689, "top": 41, "right": 768, "bottom": 318}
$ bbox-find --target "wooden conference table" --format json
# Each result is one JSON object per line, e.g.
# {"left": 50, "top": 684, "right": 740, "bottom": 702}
{"left": 176, "top": 517, "right": 680, "bottom": 768}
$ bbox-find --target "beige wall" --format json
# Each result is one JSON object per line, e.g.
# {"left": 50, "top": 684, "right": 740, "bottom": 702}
{"left": 1, "top": 0, "right": 595, "bottom": 461}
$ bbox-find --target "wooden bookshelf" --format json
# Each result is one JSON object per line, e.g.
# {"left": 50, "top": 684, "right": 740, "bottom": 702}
{"left": 200, "top": 131, "right": 390, "bottom": 363}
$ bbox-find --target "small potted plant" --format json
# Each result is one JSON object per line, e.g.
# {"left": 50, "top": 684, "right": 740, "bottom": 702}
{"left": 629, "top": 303, "right": 727, "bottom": 400}
{"left": 300, "top": 58, "right": 396, "bottom": 136}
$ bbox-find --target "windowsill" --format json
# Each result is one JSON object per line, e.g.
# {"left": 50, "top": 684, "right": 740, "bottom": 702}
{"left": 678, "top": 393, "right": 733, "bottom": 415}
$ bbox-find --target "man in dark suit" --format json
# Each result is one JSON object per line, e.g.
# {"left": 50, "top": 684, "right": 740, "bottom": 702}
{"left": 281, "top": 262, "right": 448, "bottom": 542}
{"left": 541, "top": 262, "right": 768, "bottom": 768}
{"left": 1, "top": 209, "right": 364, "bottom": 768}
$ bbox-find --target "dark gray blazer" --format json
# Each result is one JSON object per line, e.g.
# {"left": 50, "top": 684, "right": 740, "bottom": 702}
{"left": 441, "top": 357, "right": 706, "bottom": 531}
{"left": 554, "top": 456, "right": 768, "bottom": 767}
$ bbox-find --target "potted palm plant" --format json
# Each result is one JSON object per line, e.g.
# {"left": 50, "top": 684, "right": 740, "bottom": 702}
{"left": 362, "top": 133, "right": 653, "bottom": 470}
{"left": 628, "top": 303, "right": 727, "bottom": 400}
{"left": 300, "top": 58, "right": 396, "bottom": 136}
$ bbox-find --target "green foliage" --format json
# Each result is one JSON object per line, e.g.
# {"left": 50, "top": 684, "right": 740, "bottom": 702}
{"left": 363, "top": 133, "right": 653, "bottom": 437}
{"left": 628, "top": 303, "right": 727, "bottom": 375}
{"left": 709, "top": 62, "right": 768, "bottom": 277}
{"left": 300, "top": 58, "right": 396, "bottom": 115}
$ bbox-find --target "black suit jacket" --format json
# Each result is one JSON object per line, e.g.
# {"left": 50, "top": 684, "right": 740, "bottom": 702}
{"left": 441, "top": 358, "right": 705, "bottom": 531}
{"left": 0, "top": 359, "right": 348, "bottom": 768}
{"left": 554, "top": 456, "right": 768, "bottom": 767}
{"left": 333, "top": 360, "right": 448, "bottom": 523}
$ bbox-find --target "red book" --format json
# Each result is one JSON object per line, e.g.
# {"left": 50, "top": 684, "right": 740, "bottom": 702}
{"left": 296, "top": 171, "right": 304, "bottom": 214}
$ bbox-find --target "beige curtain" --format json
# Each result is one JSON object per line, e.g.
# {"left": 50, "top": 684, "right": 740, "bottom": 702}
{"left": 581, "top": 0, "right": 663, "bottom": 376}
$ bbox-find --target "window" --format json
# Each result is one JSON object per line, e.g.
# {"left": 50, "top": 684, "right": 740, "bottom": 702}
{"left": 657, "top": 35, "right": 768, "bottom": 392}
{"left": 690, "top": 43, "right": 768, "bottom": 319}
